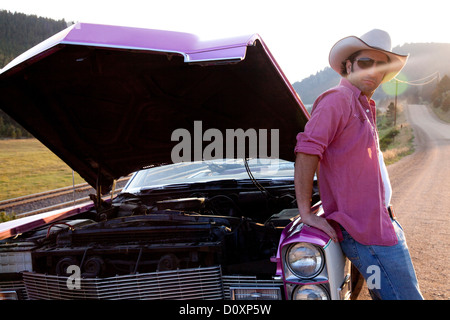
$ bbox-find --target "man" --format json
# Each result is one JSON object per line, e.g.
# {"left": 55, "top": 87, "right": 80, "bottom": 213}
{"left": 294, "top": 29, "right": 423, "bottom": 299}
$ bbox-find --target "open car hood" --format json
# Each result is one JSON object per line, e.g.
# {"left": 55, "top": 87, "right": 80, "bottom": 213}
{"left": 0, "top": 23, "right": 309, "bottom": 193}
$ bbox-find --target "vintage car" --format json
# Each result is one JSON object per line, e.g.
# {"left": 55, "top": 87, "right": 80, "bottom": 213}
{"left": 0, "top": 23, "right": 362, "bottom": 300}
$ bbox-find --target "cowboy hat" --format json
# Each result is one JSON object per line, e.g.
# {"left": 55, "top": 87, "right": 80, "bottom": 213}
{"left": 329, "top": 29, "right": 408, "bottom": 83}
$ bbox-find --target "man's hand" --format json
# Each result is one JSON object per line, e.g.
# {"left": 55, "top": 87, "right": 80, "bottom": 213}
{"left": 300, "top": 211, "right": 338, "bottom": 242}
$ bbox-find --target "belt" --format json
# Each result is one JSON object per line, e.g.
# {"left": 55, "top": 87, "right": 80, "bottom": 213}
{"left": 388, "top": 205, "right": 397, "bottom": 220}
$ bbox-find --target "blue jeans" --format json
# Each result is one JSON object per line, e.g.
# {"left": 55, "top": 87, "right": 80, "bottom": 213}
{"left": 340, "top": 220, "right": 423, "bottom": 300}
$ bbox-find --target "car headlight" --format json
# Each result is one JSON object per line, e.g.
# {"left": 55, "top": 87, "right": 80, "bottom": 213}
{"left": 286, "top": 242, "right": 324, "bottom": 279}
{"left": 292, "top": 284, "right": 330, "bottom": 300}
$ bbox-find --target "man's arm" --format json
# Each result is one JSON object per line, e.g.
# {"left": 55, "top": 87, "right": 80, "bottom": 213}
{"left": 294, "top": 152, "right": 337, "bottom": 242}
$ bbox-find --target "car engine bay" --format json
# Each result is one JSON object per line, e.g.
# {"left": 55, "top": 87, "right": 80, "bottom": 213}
{"left": 10, "top": 180, "right": 319, "bottom": 279}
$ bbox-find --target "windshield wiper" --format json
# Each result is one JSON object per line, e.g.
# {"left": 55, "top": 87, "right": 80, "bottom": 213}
{"left": 138, "top": 180, "right": 240, "bottom": 193}
{"left": 243, "top": 158, "right": 274, "bottom": 199}
{"left": 139, "top": 183, "right": 191, "bottom": 193}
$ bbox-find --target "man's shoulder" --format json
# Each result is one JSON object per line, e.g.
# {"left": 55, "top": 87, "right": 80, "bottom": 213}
{"left": 313, "top": 82, "right": 355, "bottom": 112}
{"left": 320, "top": 82, "right": 355, "bottom": 100}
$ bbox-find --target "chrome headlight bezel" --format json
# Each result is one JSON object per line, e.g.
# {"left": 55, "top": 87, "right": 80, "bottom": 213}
{"left": 291, "top": 284, "right": 330, "bottom": 300}
{"left": 285, "top": 242, "right": 325, "bottom": 279}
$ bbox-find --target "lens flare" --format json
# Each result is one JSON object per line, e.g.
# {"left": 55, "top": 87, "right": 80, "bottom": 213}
{"left": 382, "top": 73, "right": 409, "bottom": 96}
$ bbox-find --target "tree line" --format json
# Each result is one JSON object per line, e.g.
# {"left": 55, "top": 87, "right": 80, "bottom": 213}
{"left": 0, "top": 109, "right": 33, "bottom": 138}
{"left": 432, "top": 75, "right": 450, "bottom": 112}
{"left": 0, "top": 10, "right": 68, "bottom": 67}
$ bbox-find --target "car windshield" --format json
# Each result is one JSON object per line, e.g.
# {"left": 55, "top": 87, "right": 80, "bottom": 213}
{"left": 123, "top": 158, "right": 294, "bottom": 193}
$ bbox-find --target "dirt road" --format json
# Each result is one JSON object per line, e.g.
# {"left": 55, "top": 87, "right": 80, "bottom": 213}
{"left": 357, "top": 104, "right": 449, "bottom": 300}
{"left": 356, "top": 104, "right": 449, "bottom": 300}
{"left": 384, "top": 104, "right": 450, "bottom": 300}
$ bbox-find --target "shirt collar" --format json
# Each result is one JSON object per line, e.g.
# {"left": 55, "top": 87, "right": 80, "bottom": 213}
{"left": 339, "top": 78, "right": 362, "bottom": 97}
{"left": 339, "top": 77, "right": 376, "bottom": 107}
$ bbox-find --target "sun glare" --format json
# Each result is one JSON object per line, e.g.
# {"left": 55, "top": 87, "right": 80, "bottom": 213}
{"left": 382, "top": 73, "right": 409, "bottom": 96}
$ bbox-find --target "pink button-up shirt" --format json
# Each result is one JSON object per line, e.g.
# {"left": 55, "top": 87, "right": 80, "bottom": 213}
{"left": 295, "top": 78, "right": 397, "bottom": 246}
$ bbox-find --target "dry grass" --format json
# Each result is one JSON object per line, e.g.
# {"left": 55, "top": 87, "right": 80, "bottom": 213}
{"left": 383, "top": 145, "right": 414, "bottom": 165}
{"left": 379, "top": 104, "right": 415, "bottom": 165}
{"left": 0, "top": 139, "right": 85, "bottom": 201}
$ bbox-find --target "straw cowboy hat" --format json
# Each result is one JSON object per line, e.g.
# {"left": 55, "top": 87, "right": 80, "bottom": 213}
{"left": 329, "top": 29, "right": 408, "bottom": 83}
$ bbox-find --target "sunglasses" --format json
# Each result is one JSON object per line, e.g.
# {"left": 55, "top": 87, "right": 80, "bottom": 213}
{"left": 355, "top": 57, "right": 389, "bottom": 70}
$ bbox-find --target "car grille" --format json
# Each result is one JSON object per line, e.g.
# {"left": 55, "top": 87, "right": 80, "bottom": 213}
{"left": 22, "top": 266, "right": 223, "bottom": 300}
{"left": 7, "top": 266, "right": 283, "bottom": 300}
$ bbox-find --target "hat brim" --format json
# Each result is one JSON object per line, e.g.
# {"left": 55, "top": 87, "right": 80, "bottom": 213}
{"left": 329, "top": 36, "right": 408, "bottom": 83}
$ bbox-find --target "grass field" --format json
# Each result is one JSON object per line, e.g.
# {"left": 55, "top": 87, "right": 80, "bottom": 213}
{"left": 0, "top": 139, "right": 85, "bottom": 201}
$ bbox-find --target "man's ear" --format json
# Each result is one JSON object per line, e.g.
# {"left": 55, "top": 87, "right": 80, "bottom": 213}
{"left": 346, "top": 60, "right": 353, "bottom": 74}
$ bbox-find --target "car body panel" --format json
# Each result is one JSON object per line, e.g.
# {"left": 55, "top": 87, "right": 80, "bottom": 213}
{"left": 274, "top": 216, "right": 348, "bottom": 300}
{"left": 0, "top": 202, "right": 94, "bottom": 240}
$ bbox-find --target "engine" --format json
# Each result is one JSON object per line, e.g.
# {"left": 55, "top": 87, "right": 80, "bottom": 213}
{"left": 29, "top": 187, "right": 301, "bottom": 279}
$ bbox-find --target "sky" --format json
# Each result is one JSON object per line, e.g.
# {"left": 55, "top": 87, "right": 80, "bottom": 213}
{"left": 1, "top": 0, "right": 449, "bottom": 83}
